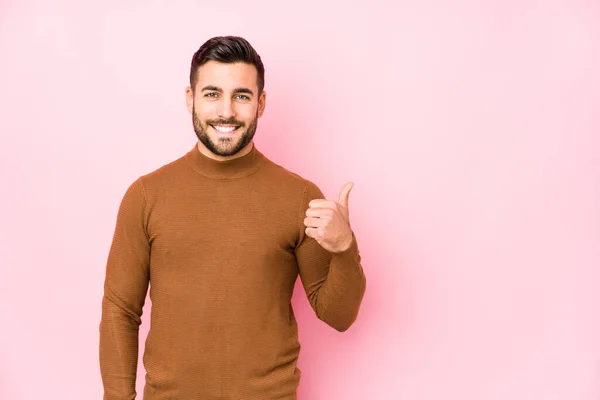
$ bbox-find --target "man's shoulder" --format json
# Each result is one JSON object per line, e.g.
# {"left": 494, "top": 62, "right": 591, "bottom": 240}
{"left": 146, "top": 156, "right": 188, "bottom": 178}
{"left": 260, "top": 155, "right": 320, "bottom": 194}
{"left": 131, "top": 149, "right": 193, "bottom": 191}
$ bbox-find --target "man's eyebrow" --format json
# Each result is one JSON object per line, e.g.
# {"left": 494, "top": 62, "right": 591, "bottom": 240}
{"left": 233, "top": 87, "right": 254, "bottom": 96}
{"left": 200, "top": 86, "right": 254, "bottom": 96}
{"left": 200, "top": 85, "right": 222, "bottom": 92}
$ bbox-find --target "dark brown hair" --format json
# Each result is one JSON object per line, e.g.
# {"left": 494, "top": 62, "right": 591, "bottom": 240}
{"left": 190, "top": 36, "right": 265, "bottom": 93}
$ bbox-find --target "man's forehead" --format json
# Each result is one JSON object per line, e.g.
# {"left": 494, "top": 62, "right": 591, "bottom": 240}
{"left": 196, "top": 61, "right": 258, "bottom": 88}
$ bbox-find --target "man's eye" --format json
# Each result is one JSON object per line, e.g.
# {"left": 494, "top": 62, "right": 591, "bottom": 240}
{"left": 236, "top": 95, "right": 250, "bottom": 100}
{"left": 205, "top": 92, "right": 218, "bottom": 98}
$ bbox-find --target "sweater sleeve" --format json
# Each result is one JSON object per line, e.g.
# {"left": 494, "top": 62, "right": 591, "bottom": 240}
{"left": 99, "top": 178, "right": 151, "bottom": 400}
{"left": 294, "top": 182, "right": 366, "bottom": 332}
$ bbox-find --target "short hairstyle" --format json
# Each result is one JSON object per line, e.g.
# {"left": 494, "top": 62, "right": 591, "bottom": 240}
{"left": 189, "top": 36, "right": 265, "bottom": 93}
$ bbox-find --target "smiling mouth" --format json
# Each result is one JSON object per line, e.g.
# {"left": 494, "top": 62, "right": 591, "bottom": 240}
{"left": 211, "top": 124, "right": 241, "bottom": 134}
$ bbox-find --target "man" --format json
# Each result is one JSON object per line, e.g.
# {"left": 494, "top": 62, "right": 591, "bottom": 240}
{"left": 99, "top": 36, "right": 366, "bottom": 400}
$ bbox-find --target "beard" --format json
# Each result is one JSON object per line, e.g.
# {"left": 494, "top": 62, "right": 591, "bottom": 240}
{"left": 192, "top": 103, "right": 258, "bottom": 157}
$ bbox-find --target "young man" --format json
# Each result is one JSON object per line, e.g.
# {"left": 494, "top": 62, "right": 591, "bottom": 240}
{"left": 99, "top": 36, "right": 366, "bottom": 400}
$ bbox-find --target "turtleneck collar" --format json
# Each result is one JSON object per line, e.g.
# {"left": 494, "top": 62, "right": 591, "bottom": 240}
{"left": 184, "top": 141, "right": 266, "bottom": 180}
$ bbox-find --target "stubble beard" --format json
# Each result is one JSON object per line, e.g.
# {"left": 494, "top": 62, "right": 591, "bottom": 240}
{"left": 192, "top": 103, "right": 258, "bottom": 157}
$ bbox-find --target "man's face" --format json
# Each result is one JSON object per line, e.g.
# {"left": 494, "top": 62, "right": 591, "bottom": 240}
{"left": 186, "top": 61, "right": 266, "bottom": 158}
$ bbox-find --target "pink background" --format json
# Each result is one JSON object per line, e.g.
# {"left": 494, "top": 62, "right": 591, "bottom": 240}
{"left": 1, "top": 1, "right": 599, "bottom": 399}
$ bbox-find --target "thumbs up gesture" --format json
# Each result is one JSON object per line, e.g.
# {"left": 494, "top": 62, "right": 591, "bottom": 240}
{"left": 304, "top": 182, "right": 355, "bottom": 253}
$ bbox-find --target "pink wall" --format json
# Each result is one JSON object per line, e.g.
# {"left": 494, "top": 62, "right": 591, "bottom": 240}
{"left": 1, "top": 1, "right": 599, "bottom": 399}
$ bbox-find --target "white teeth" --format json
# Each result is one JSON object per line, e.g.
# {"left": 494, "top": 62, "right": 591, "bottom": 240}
{"left": 213, "top": 125, "right": 237, "bottom": 133}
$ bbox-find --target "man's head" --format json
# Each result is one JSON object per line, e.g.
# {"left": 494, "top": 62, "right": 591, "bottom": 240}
{"left": 186, "top": 36, "right": 266, "bottom": 160}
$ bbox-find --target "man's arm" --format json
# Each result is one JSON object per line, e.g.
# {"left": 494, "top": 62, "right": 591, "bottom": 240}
{"left": 99, "top": 178, "right": 151, "bottom": 400}
{"left": 294, "top": 182, "right": 366, "bottom": 332}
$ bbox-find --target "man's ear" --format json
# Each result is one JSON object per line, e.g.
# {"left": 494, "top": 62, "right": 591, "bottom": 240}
{"left": 257, "top": 90, "right": 267, "bottom": 118}
{"left": 185, "top": 86, "right": 194, "bottom": 114}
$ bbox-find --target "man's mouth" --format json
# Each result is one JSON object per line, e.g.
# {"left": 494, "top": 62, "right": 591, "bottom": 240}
{"left": 211, "top": 124, "right": 241, "bottom": 134}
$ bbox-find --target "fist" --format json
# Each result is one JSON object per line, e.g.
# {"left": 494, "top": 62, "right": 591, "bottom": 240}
{"left": 303, "top": 182, "right": 354, "bottom": 253}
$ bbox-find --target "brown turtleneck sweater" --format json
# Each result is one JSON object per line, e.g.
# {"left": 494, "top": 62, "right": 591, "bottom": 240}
{"left": 99, "top": 143, "right": 366, "bottom": 400}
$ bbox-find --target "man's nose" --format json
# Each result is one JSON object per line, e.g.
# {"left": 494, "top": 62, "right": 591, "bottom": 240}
{"left": 217, "top": 98, "right": 236, "bottom": 119}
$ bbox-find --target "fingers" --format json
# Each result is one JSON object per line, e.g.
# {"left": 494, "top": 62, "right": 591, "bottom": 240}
{"left": 308, "top": 199, "right": 337, "bottom": 210}
{"left": 305, "top": 207, "right": 335, "bottom": 218}
{"left": 303, "top": 216, "right": 326, "bottom": 228}
{"left": 308, "top": 182, "right": 354, "bottom": 210}
{"left": 304, "top": 227, "right": 319, "bottom": 239}
{"left": 337, "top": 182, "right": 354, "bottom": 208}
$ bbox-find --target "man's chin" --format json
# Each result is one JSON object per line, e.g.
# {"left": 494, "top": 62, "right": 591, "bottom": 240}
{"left": 212, "top": 136, "right": 239, "bottom": 148}
{"left": 195, "top": 125, "right": 254, "bottom": 157}
{"left": 207, "top": 138, "right": 246, "bottom": 157}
